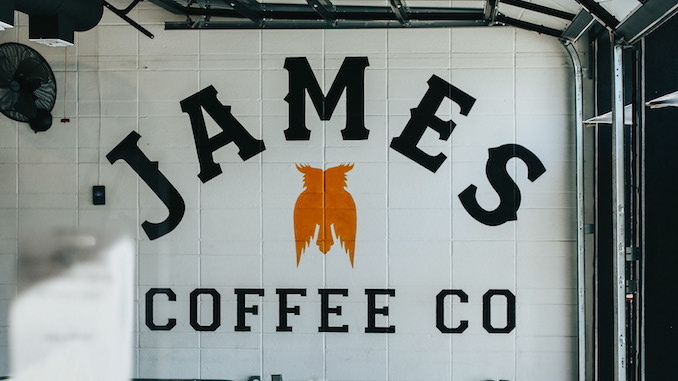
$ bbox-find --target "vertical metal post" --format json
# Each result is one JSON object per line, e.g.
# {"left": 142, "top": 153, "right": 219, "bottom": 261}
{"left": 637, "top": 37, "right": 646, "bottom": 381}
{"left": 564, "top": 41, "right": 586, "bottom": 381}
{"left": 611, "top": 40, "right": 627, "bottom": 381}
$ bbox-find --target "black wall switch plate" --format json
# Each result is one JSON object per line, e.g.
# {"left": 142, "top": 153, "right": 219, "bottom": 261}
{"left": 93, "top": 185, "right": 105, "bottom": 205}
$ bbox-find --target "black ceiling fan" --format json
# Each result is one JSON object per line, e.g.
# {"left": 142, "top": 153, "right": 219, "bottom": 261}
{"left": 0, "top": 42, "right": 56, "bottom": 132}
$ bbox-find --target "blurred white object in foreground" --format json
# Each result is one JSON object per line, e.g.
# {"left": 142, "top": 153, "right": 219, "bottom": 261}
{"left": 9, "top": 231, "right": 135, "bottom": 381}
{"left": 646, "top": 90, "right": 678, "bottom": 108}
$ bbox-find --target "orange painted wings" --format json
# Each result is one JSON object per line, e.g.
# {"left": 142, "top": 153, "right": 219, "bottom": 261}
{"left": 294, "top": 164, "right": 356, "bottom": 267}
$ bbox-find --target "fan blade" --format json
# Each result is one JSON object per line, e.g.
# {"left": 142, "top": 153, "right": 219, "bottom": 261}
{"left": 33, "top": 84, "right": 57, "bottom": 112}
{"left": 15, "top": 57, "right": 49, "bottom": 90}
{"left": 0, "top": 88, "right": 18, "bottom": 109}
{"left": 0, "top": 73, "right": 11, "bottom": 88}
{"left": 0, "top": 47, "right": 18, "bottom": 88}
{"left": 0, "top": 44, "right": 57, "bottom": 119}
{"left": 0, "top": 58, "right": 13, "bottom": 88}
{"left": 14, "top": 91, "right": 37, "bottom": 119}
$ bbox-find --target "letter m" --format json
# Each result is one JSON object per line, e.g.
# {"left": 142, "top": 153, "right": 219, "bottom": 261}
{"left": 284, "top": 57, "right": 370, "bottom": 141}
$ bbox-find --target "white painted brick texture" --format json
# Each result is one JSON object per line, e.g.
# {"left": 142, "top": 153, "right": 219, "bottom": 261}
{"left": 0, "top": 8, "right": 575, "bottom": 380}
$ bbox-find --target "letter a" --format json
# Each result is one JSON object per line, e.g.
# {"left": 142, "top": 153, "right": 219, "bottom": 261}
{"left": 181, "top": 85, "right": 266, "bottom": 183}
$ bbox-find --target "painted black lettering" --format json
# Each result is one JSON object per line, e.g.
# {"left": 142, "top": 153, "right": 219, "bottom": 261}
{"left": 459, "top": 144, "right": 546, "bottom": 226}
{"left": 482, "top": 289, "right": 516, "bottom": 333}
{"left": 436, "top": 289, "right": 469, "bottom": 333}
{"left": 276, "top": 288, "right": 307, "bottom": 332}
{"left": 180, "top": 85, "right": 266, "bottom": 183}
{"left": 284, "top": 57, "right": 370, "bottom": 140}
{"left": 318, "top": 289, "right": 349, "bottom": 333}
{"left": 145, "top": 288, "right": 176, "bottom": 331}
{"left": 107, "top": 131, "right": 186, "bottom": 240}
{"left": 365, "top": 289, "right": 395, "bottom": 333}
{"left": 190, "top": 288, "right": 221, "bottom": 332}
{"left": 234, "top": 288, "right": 264, "bottom": 332}
{"left": 390, "top": 75, "right": 476, "bottom": 173}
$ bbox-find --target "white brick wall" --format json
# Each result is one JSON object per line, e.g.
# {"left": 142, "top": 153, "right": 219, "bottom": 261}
{"left": 0, "top": 4, "right": 576, "bottom": 380}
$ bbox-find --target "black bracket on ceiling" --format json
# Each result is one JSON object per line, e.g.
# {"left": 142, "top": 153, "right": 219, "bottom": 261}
{"left": 561, "top": 9, "right": 596, "bottom": 41}
{"left": 152, "top": 0, "right": 240, "bottom": 18}
{"left": 484, "top": 0, "right": 499, "bottom": 24}
{"left": 501, "top": 0, "right": 576, "bottom": 21}
{"left": 575, "top": 0, "right": 620, "bottom": 30}
{"left": 389, "top": 0, "right": 411, "bottom": 26}
{"left": 307, "top": 0, "right": 337, "bottom": 26}
{"left": 229, "top": 0, "right": 264, "bottom": 26}
{"left": 103, "top": 0, "right": 154, "bottom": 39}
{"left": 495, "top": 13, "right": 563, "bottom": 37}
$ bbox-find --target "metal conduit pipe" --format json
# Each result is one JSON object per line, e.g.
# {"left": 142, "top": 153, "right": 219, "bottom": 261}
{"left": 611, "top": 41, "right": 627, "bottom": 381}
{"left": 563, "top": 41, "right": 586, "bottom": 381}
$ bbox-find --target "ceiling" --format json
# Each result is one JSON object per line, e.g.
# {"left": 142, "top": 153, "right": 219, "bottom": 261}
{"left": 146, "top": 0, "right": 583, "bottom": 38}
{"left": 141, "top": 0, "right": 676, "bottom": 42}
{"left": 2, "top": 0, "right": 677, "bottom": 46}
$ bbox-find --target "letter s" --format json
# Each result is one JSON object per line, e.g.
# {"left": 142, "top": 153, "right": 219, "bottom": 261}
{"left": 459, "top": 144, "right": 546, "bottom": 226}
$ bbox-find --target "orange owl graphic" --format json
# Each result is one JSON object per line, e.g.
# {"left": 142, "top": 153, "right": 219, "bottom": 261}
{"left": 294, "top": 164, "right": 356, "bottom": 267}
